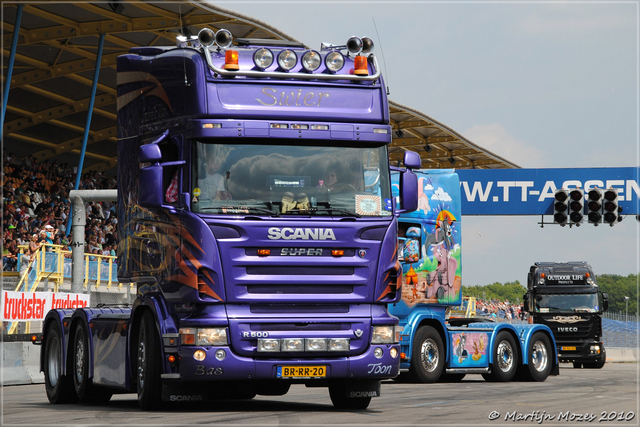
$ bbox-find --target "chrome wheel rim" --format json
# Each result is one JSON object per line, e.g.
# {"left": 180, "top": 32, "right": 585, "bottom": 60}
{"left": 420, "top": 338, "right": 439, "bottom": 372}
{"left": 137, "top": 325, "right": 146, "bottom": 390}
{"left": 496, "top": 340, "right": 514, "bottom": 372}
{"left": 531, "top": 340, "right": 548, "bottom": 372}
{"left": 47, "top": 336, "right": 60, "bottom": 387}
{"left": 75, "top": 331, "right": 84, "bottom": 384}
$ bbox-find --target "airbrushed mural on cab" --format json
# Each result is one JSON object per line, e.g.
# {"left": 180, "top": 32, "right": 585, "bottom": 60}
{"left": 397, "top": 174, "right": 462, "bottom": 307}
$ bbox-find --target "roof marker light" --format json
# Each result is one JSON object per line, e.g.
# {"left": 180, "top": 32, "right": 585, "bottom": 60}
{"left": 301, "top": 50, "right": 321, "bottom": 72}
{"left": 325, "top": 51, "right": 345, "bottom": 73}
{"left": 310, "top": 125, "right": 329, "bottom": 130}
{"left": 202, "top": 123, "right": 222, "bottom": 129}
{"left": 224, "top": 50, "right": 239, "bottom": 70}
{"left": 353, "top": 56, "right": 369, "bottom": 76}
{"left": 278, "top": 50, "right": 298, "bottom": 71}
{"left": 253, "top": 48, "right": 274, "bottom": 70}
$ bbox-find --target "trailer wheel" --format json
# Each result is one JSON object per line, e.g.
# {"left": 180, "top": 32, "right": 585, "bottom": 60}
{"left": 72, "top": 323, "right": 113, "bottom": 403}
{"left": 328, "top": 383, "right": 371, "bottom": 410}
{"left": 482, "top": 331, "right": 518, "bottom": 382}
{"left": 407, "top": 325, "right": 444, "bottom": 383}
{"left": 43, "top": 321, "right": 77, "bottom": 404}
{"left": 522, "top": 332, "right": 552, "bottom": 381}
{"left": 137, "top": 310, "right": 162, "bottom": 410}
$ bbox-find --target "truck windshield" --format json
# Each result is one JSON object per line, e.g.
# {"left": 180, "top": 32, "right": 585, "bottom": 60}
{"left": 191, "top": 139, "right": 392, "bottom": 217}
{"left": 536, "top": 293, "right": 600, "bottom": 313}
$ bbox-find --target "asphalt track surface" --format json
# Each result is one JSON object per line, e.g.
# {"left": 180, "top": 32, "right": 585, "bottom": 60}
{"left": 2, "top": 363, "right": 638, "bottom": 425}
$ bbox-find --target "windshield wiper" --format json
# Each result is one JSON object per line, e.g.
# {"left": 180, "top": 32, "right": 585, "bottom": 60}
{"left": 200, "top": 206, "right": 280, "bottom": 217}
{"left": 309, "top": 207, "right": 361, "bottom": 217}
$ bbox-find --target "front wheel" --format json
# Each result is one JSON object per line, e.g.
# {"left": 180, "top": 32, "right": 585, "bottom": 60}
{"left": 407, "top": 325, "right": 444, "bottom": 383}
{"left": 521, "top": 332, "right": 552, "bottom": 381}
{"left": 43, "top": 322, "right": 77, "bottom": 404}
{"left": 482, "top": 331, "right": 518, "bottom": 382}
{"left": 136, "top": 310, "right": 162, "bottom": 410}
{"left": 584, "top": 350, "right": 606, "bottom": 369}
{"left": 72, "top": 323, "right": 112, "bottom": 403}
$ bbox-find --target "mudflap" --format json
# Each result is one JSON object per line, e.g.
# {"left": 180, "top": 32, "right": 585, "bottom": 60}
{"left": 329, "top": 379, "right": 381, "bottom": 399}
{"left": 162, "top": 382, "right": 207, "bottom": 403}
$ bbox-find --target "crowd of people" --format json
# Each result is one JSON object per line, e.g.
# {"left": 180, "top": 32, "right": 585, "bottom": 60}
{"left": 2, "top": 150, "right": 118, "bottom": 273}
{"left": 475, "top": 298, "right": 528, "bottom": 321}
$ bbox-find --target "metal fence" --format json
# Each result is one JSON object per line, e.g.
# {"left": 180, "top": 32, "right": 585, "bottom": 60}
{"left": 602, "top": 311, "right": 639, "bottom": 349}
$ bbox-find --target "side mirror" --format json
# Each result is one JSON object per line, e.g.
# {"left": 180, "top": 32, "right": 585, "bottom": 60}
{"left": 398, "top": 169, "right": 418, "bottom": 213}
{"left": 139, "top": 165, "right": 163, "bottom": 208}
{"left": 523, "top": 293, "right": 529, "bottom": 304}
{"left": 601, "top": 292, "right": 609, "bottom": 312}
{"left": 139, "top": 144, "right": 162, "bottom": 163}
{"left": 403, "top": 151, "right": 421, "bottom": 170}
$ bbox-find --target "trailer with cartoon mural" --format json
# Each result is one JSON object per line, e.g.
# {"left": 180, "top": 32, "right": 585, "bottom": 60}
{"left": 391, "top": 169, "right": 560, "bottom": 383}
{"left": 38, "top": 29, "right": 421, "bottom": 410}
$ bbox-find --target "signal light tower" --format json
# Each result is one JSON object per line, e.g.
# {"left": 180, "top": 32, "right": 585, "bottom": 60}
{"left": 602, "top": 188, "right": 621, "bottom": 226}
{"left": 568, "top": 188, "right": 584, "bottom": 225}
{"left": 553, "top": 189, "right": 569, "bottom": 226}
{"left": 587, "top": 187, "right": 603, "bottom": 225}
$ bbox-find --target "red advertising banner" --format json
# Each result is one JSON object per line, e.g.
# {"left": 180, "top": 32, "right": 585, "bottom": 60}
{"left": 2, "top": 291, "right": 90, "bottom": 322}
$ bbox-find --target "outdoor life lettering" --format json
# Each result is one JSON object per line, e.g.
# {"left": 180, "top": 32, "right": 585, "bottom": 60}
{"left": 256, "top": 87, "right": 330, "bottom": 107}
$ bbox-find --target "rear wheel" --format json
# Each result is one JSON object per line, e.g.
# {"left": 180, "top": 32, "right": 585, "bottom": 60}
{"left": 137, "top": 310, "right": 162, "bottom": 410}
{"left": 521, "top": 332, "right": 552, "bottom": 381}
{"left": 482, "top": 331, "right": 518, "bottom": 382}
{"left": 43, "top": 322, "right": 77, "bottom": 404}
{"left": 72, "top": 323, "right": 112, "bottom": 403}
{"left": 407, "top": 325, "right": 444, "bottom": 383}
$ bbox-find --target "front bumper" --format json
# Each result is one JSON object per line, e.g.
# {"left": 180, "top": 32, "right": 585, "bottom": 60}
{"left": 171, "top": 344, "right": 400, "bottom": 381}
{"left": 557, "top": 341, "right": 605, "bottom": 363}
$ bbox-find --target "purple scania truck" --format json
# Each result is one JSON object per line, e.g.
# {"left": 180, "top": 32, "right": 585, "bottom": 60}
{"left": 39, "top": 28, "right": 420, "bottom": 410}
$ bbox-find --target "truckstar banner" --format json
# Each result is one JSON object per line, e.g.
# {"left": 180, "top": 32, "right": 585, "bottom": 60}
{"left": 2, "top": 291, "right": 90, "bottom": 322}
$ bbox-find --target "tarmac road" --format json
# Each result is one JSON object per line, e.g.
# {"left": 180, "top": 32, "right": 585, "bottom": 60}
{"left": 1, "top": 363, "right": 637, "bottom": 425}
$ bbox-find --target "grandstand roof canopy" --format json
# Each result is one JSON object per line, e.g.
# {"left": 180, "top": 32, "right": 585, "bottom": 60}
{"left": 2, "top": 1, "right": 518, "bottom": 174}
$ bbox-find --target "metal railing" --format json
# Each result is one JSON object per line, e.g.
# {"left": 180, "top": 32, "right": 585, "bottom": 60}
{"left": 4, "top": 243, "right": 135, "bottom": 336}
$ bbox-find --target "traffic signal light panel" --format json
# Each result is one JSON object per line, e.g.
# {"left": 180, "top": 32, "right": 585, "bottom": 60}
{"left": 554, "top": 189, "right": 569, "bottom": 226}
{"left": 602, "top": 188, "right": 620, "bottom": 225}
{"left": 587, "top": 188, "right": 603, "bottom": 224}
{"left": 568, "top": 188, "right": 584, "bottom": 225}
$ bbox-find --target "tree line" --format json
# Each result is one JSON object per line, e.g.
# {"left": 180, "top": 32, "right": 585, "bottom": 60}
{"left": 462, "top": 274, "right": 637, "bottom": 314}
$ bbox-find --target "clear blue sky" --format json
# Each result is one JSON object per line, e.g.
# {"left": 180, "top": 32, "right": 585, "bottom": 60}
{"left": 220, "top": 1, "right": 639, "bottom": 287}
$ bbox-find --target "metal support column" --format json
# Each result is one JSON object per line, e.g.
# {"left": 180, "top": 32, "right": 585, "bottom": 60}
{"left": 1, "top": 4, "right": 24, "bottom": 138}
{"left": 66, "top": 33, "right": 106, "bottom": 236}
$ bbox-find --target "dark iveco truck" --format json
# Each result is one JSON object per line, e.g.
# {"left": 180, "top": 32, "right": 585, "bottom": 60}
{"left": 523, "top": 262, "right": 608, "bottom": 369}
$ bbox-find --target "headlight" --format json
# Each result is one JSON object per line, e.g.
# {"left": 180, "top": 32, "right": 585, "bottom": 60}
{"left": 324, "top": 51, "right": 344, "bottom": 73}
{"left": 281, "top": 338, "right": 305, "bottom": 352}
{"left": 277, "top": 50, "right": 298, "bottom": 71}
{"left": 371, "top": 325, "right": 400, "bottom": 344}
{"left": 253, "top": 48, "right": 274, "bottom": 69}
{"left": 180, "top": 327, "right": 228, "bottom": 346}
{"left": 305, "top": 338, "right": 328, "bottom": 351}
{"left": 328, "top": 338, "right": 350, "bottom": 351}
{"left": 301, "top": 50, "right": 321, "bottom": 72}
{"left": 258, "top": 339, "right": 281, "bottom": 352}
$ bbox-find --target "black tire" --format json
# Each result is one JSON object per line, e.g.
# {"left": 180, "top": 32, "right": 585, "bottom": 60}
{"left": 136, "top": 310, "right": 163, "bottom": 410}
{"left": 573, "top": 362, "right": 582, "bottom": 369}
{"left": 407, "top": 325, "right": 444, "bottom": 383}
{"left": 521, "top": 332, "right": 552, "bottom": 382}
{"left": 43, "top": 321, "right": 78, "bottom": 404}
{"left": 328, "top": 384, "right": 371, "bottom": 410}
{"left": 439, "top": 373, "right": 466, "bottom": 382}
{"left": 482, "top": 331, "right": 518, "bottom": 382}
{"left": 584, "top": 350, "right": 606, "bottom": 369}
{"left": 72, "top": 323, "right": 112, "bottom": 403}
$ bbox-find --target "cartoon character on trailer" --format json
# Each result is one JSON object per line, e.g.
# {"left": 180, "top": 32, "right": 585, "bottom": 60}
{"left": 417, "top": 177, "right": 430, "bottom": 212}
{"left": 424, "top": 211, "right": 457, "bottom": 301}
{"left": 454, "top": 332, "right": 468, "bottom": 363}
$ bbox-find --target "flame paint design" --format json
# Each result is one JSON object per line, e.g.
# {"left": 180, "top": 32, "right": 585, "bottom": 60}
{"left": 117, "top": 71, "right": 172, "bottom": 113}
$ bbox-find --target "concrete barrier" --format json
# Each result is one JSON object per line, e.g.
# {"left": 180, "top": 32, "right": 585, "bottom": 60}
{"left": 2, "top": 342, "right": 43, "bottom": 386}
{"left": 605, "top": 347, "right": 638, "bottom": 362}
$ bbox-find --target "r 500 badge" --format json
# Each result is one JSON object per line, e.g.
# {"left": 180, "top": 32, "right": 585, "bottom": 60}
{"left": 280, "top": 248, "right": 322, "bottom": 256}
